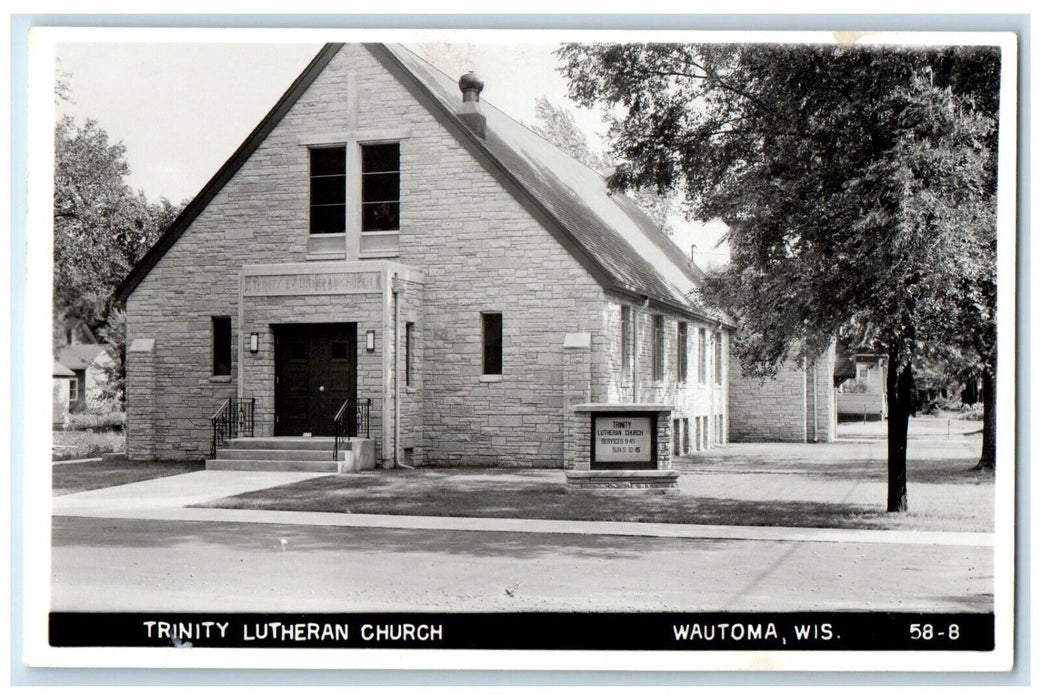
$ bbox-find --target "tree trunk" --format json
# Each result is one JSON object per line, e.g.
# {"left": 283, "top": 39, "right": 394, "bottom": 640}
{"left": 975, "top": 368, "right": 996, "bottom": 471}
{"left": 886, "top": 350, "right": 913, "bottom": 512}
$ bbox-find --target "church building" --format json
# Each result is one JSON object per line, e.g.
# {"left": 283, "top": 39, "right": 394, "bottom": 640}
{"left": 115, "top": 43, "right": 733, "bottom": 469}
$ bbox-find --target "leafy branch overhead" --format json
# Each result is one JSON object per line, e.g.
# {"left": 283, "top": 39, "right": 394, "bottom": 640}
{"left": 557, "top": 42, "right": 998, "bottom": 374}
{"left": 54, "top": 115, "right": 181, "bottom": 332}
{"left": 558, "top": 41, "right": 1001, "bottom": 499}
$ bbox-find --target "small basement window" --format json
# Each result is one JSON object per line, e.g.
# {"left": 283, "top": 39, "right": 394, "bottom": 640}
{"left": 212, "top": 316, "right": 232, "bottom": 376}
{"left": 482, "top": 312, "right": 502, "bottom": 376}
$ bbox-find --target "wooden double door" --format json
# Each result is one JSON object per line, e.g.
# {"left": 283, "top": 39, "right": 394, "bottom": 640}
{"left": 274, "top": 323, "right": 357, "bottom": 436}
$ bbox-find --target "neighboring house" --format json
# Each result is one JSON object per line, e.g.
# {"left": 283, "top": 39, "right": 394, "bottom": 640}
{"left": 52, "top": 361, "right": 75, "bottom": 427}
{"left": 834, "top": 346, "right": 887, "bottom": 419}
{"left": 114, "top": 43, "right": 734, "bottom": 466}
{"left": 728, "top": 345, "right": 837, "bottom": 443}
{"left": 56, "top": 344, "right": 115, "bottom": 411}
{"left": 53, "top": 314, "right": 99, "bottom": 352}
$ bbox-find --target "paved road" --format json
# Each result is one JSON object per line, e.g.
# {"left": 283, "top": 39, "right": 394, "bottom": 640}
{"left": 51, "top": 515, "right": 992, "bottom": 613}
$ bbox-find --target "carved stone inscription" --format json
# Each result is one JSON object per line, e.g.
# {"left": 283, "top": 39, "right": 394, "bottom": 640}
{"left": 244, "top": 271, "right": 382, "bottom": 297}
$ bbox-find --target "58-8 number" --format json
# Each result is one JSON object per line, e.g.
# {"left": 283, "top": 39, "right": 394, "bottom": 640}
{"left": 910, "top": 623, "right": 960, "bottom": 640}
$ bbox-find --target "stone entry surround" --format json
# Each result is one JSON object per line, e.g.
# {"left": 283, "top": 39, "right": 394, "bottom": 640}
{"left": 564, "top": 403, "right": 679, "bottom": 488}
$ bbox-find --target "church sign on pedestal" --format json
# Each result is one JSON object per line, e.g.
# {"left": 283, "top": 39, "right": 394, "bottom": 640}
{"left": 590, "top": 412, "right": 657, "bottom": 470}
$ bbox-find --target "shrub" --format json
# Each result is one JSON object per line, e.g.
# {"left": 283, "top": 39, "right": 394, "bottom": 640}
{"left": 65, "top": 411, "right": 125, "bottom": 431}
{"left": 840, "top": 380, "right": 869, "bottom": 394}
{"left": 959, "top": 403, "right": 984, "bottom": 421}
{"left": 936, "top": 395, "right": 966, "bottom": 412}
{"left": 52, "top": 429, "right": 125, "bottom": 460}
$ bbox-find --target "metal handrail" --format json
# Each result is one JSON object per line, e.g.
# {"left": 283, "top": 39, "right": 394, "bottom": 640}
{"left": 210, "top": 397, "right": 232, "bottom": 422}
{"left": 333, "top": 397, "right": 371, "bottom": 459}
{"left": 210, "top": 396, "right": 255, "bottom": 458}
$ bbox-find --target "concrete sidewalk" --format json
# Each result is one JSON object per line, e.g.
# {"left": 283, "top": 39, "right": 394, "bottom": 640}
{"left": 52, "top": 470, "right": 993, "bottom": 548}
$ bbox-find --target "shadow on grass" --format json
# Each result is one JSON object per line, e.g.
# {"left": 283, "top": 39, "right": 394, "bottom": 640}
{"left": 51, "top": 516, "right": 734, "bottom": 559}
{"left": 198, "top": 473, "right": 893, "bottom": 530}
{"left": 679, "top": 456, "right": 991, "bottom": 485}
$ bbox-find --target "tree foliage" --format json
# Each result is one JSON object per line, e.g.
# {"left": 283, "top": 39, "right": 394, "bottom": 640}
{"left": 558, "top": 42, "right": 1000, "bottom": 503}
{"left": 54, "top": 115, "right": 178, "bottom": 333}
{"left": 54, "top": 77, "right": 183, "bottom": 408}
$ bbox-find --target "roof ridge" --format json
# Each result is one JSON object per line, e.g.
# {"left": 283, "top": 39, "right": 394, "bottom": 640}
{"left": 388, "top": 44, "right": 706, "bottom": 287}
{"left": 389, "top": 43, "right": 616, "bottom": 183}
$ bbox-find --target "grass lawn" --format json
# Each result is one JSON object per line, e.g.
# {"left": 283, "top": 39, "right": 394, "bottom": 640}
{"left": 52, "top": 457, "right": 204, "bottom": 496}
{"left": 201, "top": 436, "right": 994, "bottom": 532}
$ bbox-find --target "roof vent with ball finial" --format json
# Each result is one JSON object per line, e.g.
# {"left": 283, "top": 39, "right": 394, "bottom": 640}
{"left": 456, "top": 70, "right": 486, "bottom": 139}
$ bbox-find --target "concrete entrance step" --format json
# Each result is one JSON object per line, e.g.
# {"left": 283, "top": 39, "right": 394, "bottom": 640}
{"left": 215, "top": 448, "right": 336, "bottom": 462}
{"left": 207, "top": 436, "right": 345, "bottom": 471}
{"left": 224, "top": 436, "right": 337, "bottom": 450}
{"left": 205, "top": 458, "right": 339, "bottom": 472}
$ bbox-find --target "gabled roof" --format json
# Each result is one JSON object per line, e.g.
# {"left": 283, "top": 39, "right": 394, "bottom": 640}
{"left": 375, "top": 44, "right": 722, "bottom": 322}
{"left": 114, "top": 43, "right": 344, "bottom": 303}
{"left": 53, "top": 361, "right": 75, "bottom": 378}
{"left": 115, "top": 43, "right": 729, "bottom": 325}
{"left": 57, "top": 344, "right": 109, "bottom": 371}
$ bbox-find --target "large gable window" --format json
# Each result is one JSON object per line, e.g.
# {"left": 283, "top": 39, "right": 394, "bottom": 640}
{"left": 360, "top": 143, "right": 400, "bottom": 257}
{"left": 309, "top": 147, "right": 346, "bottom": 234}
{"left": 361, "top": 143, "right": 400, "bottom": 231}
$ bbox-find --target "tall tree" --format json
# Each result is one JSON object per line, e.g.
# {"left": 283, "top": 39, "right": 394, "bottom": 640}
{"left": 559, "top": 43, "right": 1000, "bottom": 509}
{"left": 54, "top": 116, "right": 181, "bottom": 331}
{"left": 55, "top": 76, "right": 184, "bottom": 407}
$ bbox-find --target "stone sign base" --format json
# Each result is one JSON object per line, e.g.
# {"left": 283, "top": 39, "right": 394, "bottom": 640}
{"left": 564, "top": 469, "right": 679, "bottom": 489}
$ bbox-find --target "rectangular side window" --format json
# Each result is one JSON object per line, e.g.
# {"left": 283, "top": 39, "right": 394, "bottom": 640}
{"left": 212, "top": 316, "right": 232, "bottom": 376}
{"left": 405, "top": 322, "right": 414, "bottom": 387}
{"left": 68, "top": 377, "right": 78, "bottom": 402}
{"left": 677, "top": 322, "right": 688, "bottom": 382}
{"left": 621, "top": 305, "right": 631, "bottom": 374}
{"left": 482, "top": 313, "right": 502, "bottom": 376}
{"left": 309, "top": 147, "right": 346, "bottom": 234}
{"left": 652, "top": 315, "right": 664, "bottom": 381}
{"left": 715, "top": 332, "right": 723, "bottom": 385}
{"left": 698, "top": 328, "right": 707, "bottom": 384}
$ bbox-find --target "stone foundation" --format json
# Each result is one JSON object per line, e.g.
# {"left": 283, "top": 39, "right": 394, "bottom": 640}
{"left": 564, "top": 469, "right": 678, "bottom": 488}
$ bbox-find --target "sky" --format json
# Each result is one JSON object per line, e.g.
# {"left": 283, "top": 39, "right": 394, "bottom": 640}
{"left": 55, "top": 40, "right": 729, "bottom": 268}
